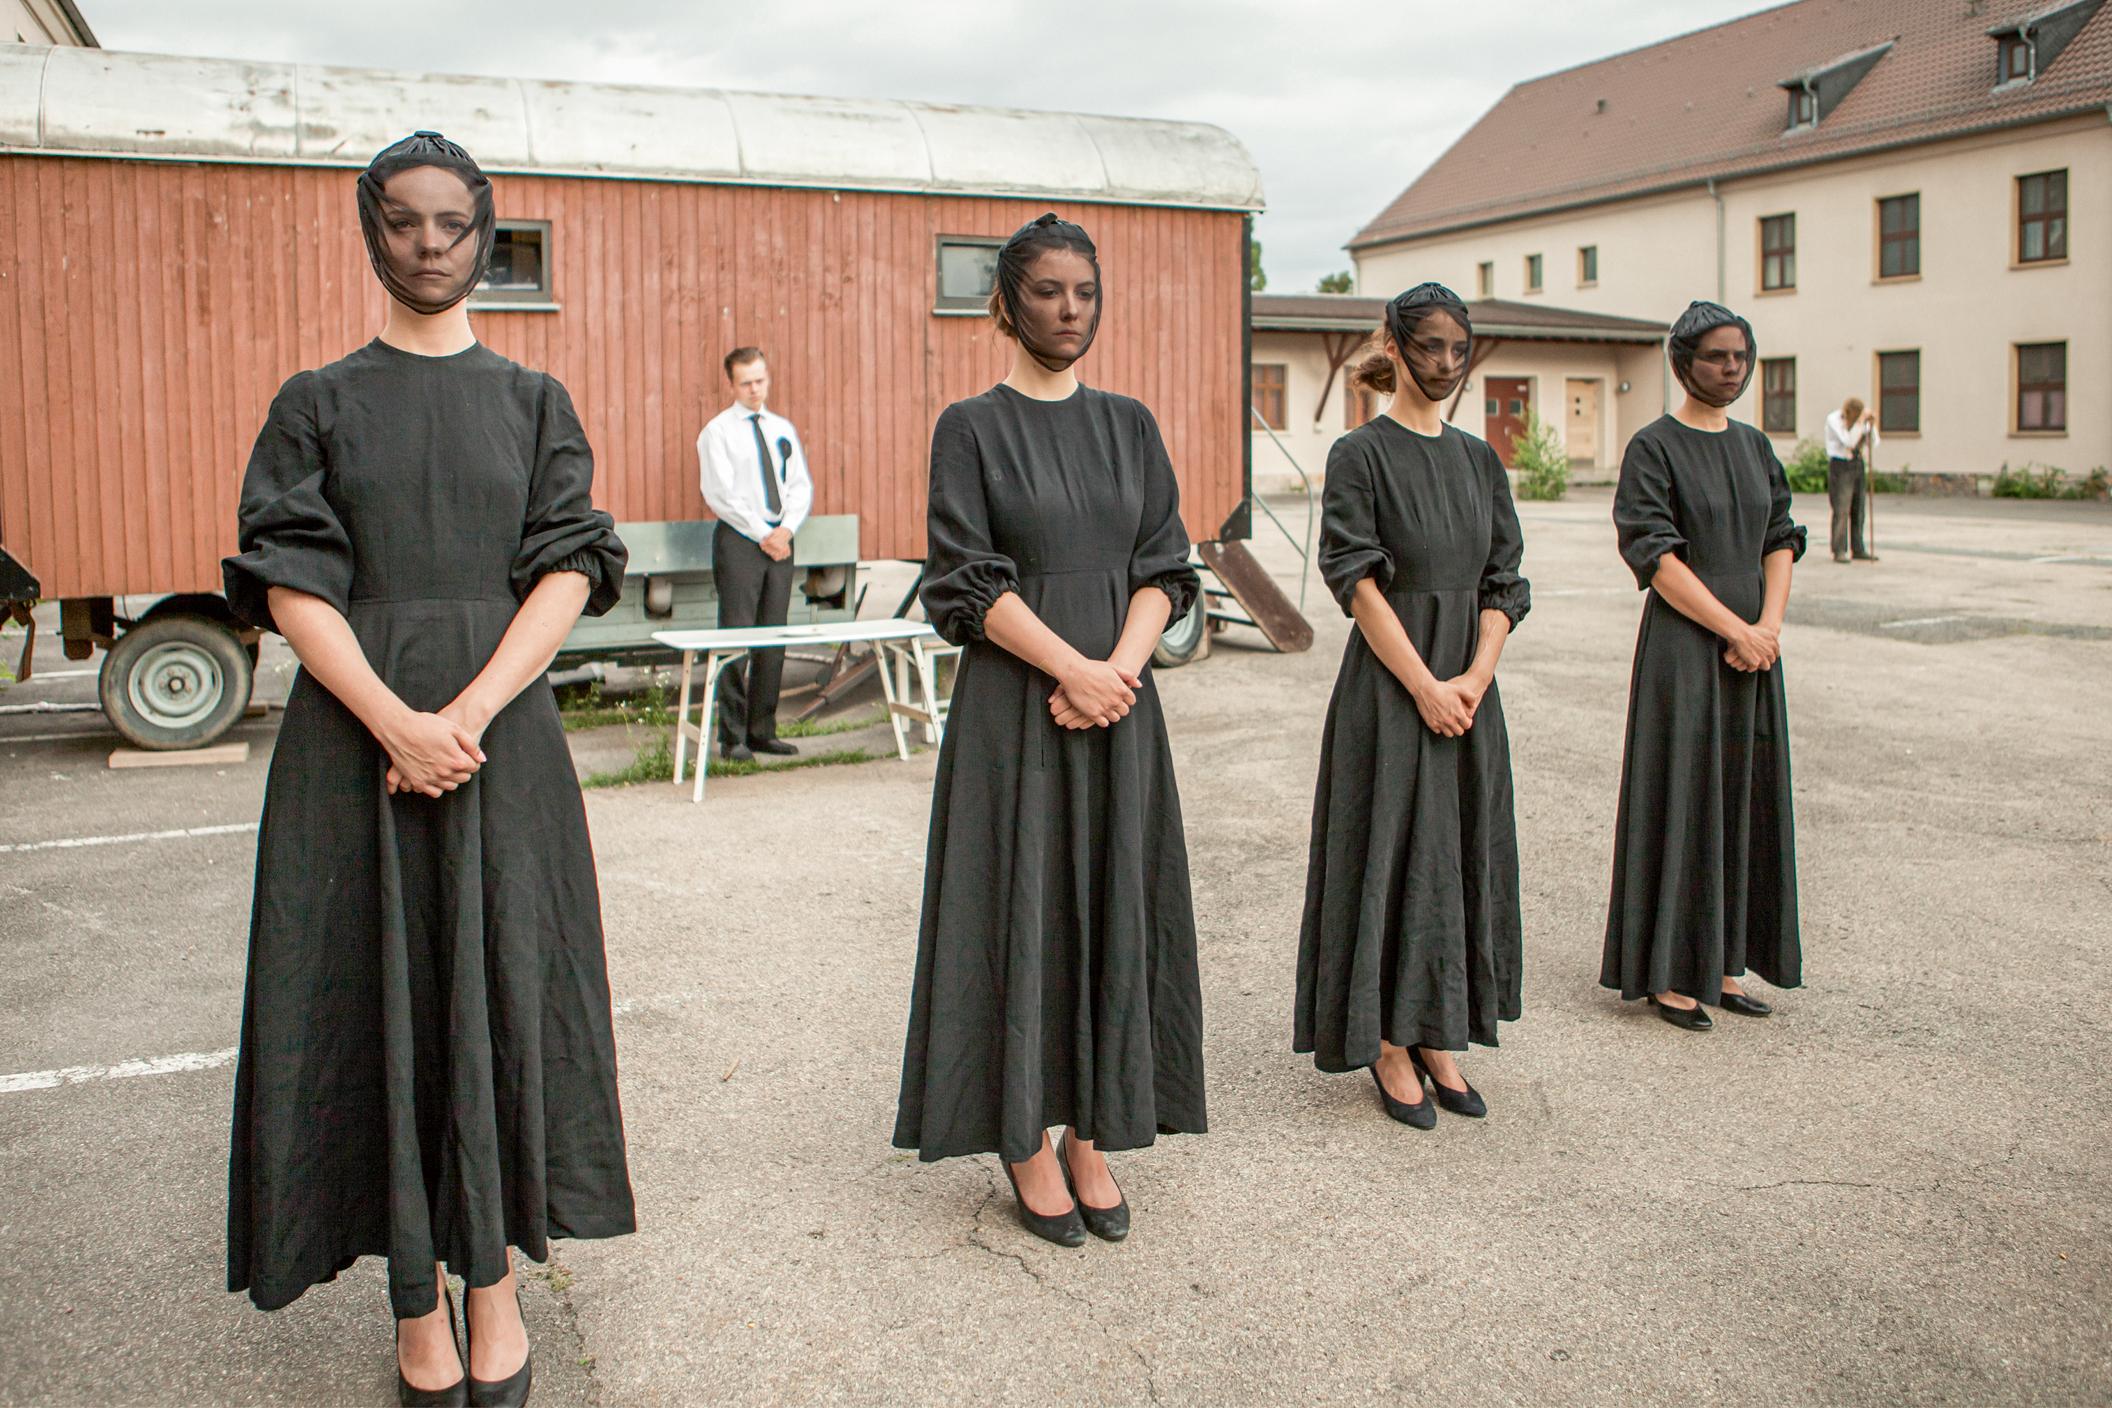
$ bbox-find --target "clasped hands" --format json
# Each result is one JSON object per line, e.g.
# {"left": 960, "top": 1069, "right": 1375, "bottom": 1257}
{"left": 380, "top": 696, "right": 491, "bottom": 797}
{"left": 1409, "top": 671, "right": 1490, "bottom": 739}
{"left": 1048, "top": 654, "right": 1145, "bottom": 731}
{"left": 1722, "top": 620, "right": 1782, "bottom": 674}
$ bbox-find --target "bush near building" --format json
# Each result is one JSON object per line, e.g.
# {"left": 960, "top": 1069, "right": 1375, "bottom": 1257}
{"left": 1510, "top": 410, "right": 1570, "bottom": 501}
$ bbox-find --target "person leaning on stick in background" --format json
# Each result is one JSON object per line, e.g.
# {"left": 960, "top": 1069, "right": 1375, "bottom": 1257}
{"left": 697, "top": 346, "right": 814, "bottom": 761}
{"left": 1823, "top": 396, "right": 1880, "bottom": 564}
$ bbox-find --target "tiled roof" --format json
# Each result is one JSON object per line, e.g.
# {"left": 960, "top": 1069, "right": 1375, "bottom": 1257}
{"left": 1252, "top": 293, "right": 1665, "bottom": 342}
{"left": 1352, "top": 0, "right": 2112, "bottom": 248}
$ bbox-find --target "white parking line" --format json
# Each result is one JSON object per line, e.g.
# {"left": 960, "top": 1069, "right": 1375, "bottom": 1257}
{"left": 1878, "top": 615, "right": 1966, "bottom": 629}
{"left": 0, "top": 990, "right": 700, "bottom": 1096}
{"left": 0, "top": 821, "right": 260, "bottom": 855}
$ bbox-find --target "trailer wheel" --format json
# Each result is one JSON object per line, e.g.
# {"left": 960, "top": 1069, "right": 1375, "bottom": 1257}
{"left": 99, "top": 614, "right": 254, "bottom": 750}
{"left": 1152, "top": 595, "right": 1209, "bottom": 669}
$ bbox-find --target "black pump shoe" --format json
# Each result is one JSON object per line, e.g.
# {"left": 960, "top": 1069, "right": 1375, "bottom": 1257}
{"left": 750, "top": 738, "right": 800, "bottom": 756}
{"left": 1057, "top": 1133, "right": 1131, "bottom": 1242}
{"left": 1003, "top": 1159, "right": 1088, "bottom": 1247}
{"left": 1717, "top": 989, "right": 1774, "bottom": 1018}
{"left": 1409, "top": 1048, "right": 1488, "bottom": 1118}
{"left": 1369, "top": 1063, "right": 1436, "bottom": 1129}
{"left": 396, "top": 1286, "right": 468, "bottom": 1407}
{"left": 465, "top": 1282, "right": 533, "bottom": 1408}
{"left": 1647, "top": 995, "right": 1714, "bottom": 1031}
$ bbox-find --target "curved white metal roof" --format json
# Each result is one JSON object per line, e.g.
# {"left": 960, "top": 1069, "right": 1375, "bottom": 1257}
{"left": 0, "top": 44, "right": 1265, "bottom": 212}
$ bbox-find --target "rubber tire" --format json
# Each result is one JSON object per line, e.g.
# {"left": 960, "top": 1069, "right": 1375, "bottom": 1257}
{"left": 99, "top": 613, "right": 255, "bottom": 750}
{"left": 1151, "top": 594, "right": 1209, "bottom": 669}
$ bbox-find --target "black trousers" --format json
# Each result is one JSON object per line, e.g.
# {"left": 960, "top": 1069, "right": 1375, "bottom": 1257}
{"left": 1827, "top": 457, "right": 1869, "bottom": 559}
{"left": 713, "top": 521, "right": 795, "bottom": 746}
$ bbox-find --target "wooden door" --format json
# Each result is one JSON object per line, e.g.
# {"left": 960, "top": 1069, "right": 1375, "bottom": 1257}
{"left": 1484, "top": 378, "right": 1532, "bottom": 463}
{"left": 1564, "top": 378, "right": 1601, "bottom": 468}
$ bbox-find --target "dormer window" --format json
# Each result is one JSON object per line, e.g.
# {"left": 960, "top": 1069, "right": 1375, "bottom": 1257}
{"left": 1989, "top": 0, "right": 2105, "bottom": 89}
{"left": 1787, "top": 86, "right": 1818, "bottom": 130}
{"left": 1776, "top": 41, "right": 1892, "bottom": 134}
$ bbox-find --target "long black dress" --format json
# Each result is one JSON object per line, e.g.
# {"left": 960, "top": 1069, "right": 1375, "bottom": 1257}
{"left": 1294, "top": 419, "right": 1530, "bottom": 1071}
{"left": 892, "top": 384, "right": 1206, "bottom": 1164}
{"left": 1601, "top": 415, "right": 1807, "bottom": 1003}
{"left": 222, "top": 340, "right": 635, "bottom": 1320}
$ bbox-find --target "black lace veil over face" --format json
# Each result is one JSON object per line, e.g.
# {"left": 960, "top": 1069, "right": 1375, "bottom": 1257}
{"left": 356, "top": 131, "right": 495, "bottom": 316}
{"left": 1384, "top": 282, "right": 1473, "bottom": 402}
{"left": 996, "top": 213, "right": 1102, "bottom": 372}
{"left": 1667, "top": 300, "right": 1757, "bottom": 408}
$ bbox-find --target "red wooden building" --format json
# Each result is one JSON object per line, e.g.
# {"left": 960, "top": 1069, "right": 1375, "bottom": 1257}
{"left": 0, "top": 43, "right": 1263, "bottom": 743}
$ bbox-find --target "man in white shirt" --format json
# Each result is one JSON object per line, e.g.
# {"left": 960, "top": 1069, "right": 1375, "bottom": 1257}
{"left": 698, "top": 347, "right": 814, "bottom": 760}
{"left": 1822, "top": 396, "right": 1880, "bottom": 564}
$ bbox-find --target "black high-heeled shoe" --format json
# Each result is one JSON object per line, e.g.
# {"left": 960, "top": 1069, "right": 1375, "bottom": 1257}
{"left": 1408, "top": 1047, "right": 1487, "bottom": 1118}
{"left": 1369, "top": 1062, "right": 1436, "bottom": 1129}
{"left": 396, "top": 1285, "right": 468, "bottom": 1407}
{"left": 1716, "top": 989, "right": 1774, "bottom": 1018}
{"left": 465, "top": 1280, "right": 533, "bottom": 1408}
{"left": 1057, "top": 1132, "right": 1130, "bottom": 1243}
{"left": 1003, "top": 1158, "right": 1088, "bottom": 1247}
{"left": 1647, "top": 994, "right": 1714, "bottom": 1030}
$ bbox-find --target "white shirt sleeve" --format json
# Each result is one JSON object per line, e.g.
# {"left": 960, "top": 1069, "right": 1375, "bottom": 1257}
{"left": 699, "top": 415, "right": 770, "bottom": 543}
{"left": 778, "top": 420, "right": 813, "bottom": 538}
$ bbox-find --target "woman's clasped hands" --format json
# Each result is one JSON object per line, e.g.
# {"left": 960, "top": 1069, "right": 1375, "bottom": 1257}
{"left": 1722, "top": 620, "right": 1781, "bottom": 673}
{"left": 380, "top": 699, "right": 489, "bottom": 797}
{"left": 1048, "top": 655, "right": 1141, "bottom": 730}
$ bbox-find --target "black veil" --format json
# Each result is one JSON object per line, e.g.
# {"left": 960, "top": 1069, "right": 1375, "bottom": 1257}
{"left": 995, "top": 213, "right": 1102, "bottom": 372}
{"left": 1667, "top": 300, "right": 1757, "bottom": 408}
{"left": 1384, "top": 282, "right": 1473, "bottom": 402}
{"left": 355, "top": 130, "right": 495, "bottom": 316}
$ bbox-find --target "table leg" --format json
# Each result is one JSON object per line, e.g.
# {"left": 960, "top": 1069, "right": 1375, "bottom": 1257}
{"left": 695, "top": 649, "right": 739, "bottom": 803}
{"left": 878, "top": 642, "right": 911, "bottom": 762}
{"left": 671, "top": 649, "right": 695, "bottom": 788}
{"left": 912, "top": 638, "right": 943, "bottom": 746}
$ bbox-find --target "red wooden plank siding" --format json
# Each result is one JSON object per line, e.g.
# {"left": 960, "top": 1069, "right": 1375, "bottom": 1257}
{"left": 2, "top": 157, "right": 1246, "bottom": 599}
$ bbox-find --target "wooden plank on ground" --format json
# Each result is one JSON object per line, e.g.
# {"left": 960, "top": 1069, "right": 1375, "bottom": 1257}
{"left": 108, "top": 742, "right": 250, "bottom": 769}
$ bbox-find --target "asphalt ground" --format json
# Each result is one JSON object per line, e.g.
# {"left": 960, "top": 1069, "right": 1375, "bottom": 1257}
{"left": 2, "top": 489, "right": 2108, "bottom": 1407}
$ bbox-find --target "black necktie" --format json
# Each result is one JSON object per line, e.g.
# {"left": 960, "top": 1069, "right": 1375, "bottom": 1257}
{"left": 750, "top": 414, "right": 783, "bottom": 521}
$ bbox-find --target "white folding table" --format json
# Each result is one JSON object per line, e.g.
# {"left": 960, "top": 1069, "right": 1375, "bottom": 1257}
{"left": 652, "top": 620, "right": 949, "bottom": 801}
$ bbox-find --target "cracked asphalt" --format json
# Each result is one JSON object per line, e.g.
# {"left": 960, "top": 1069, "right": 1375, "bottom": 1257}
{"left": 2, "top": 489, "right": 2108, "bottom": 1406}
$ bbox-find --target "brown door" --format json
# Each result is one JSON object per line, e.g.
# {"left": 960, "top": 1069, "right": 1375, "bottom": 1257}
{"left": 1485, "top": 377, "right": 1532, "bottom": 463}
{"left": 1564, "top": 378, "right": 1601, "bottom": 468}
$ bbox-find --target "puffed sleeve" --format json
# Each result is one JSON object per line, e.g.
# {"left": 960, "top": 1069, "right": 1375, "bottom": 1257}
{"left": 1612, "top": 431, "right": 1688, "bottom": 590}
{"left": 919, "top": 404, "right": 1020, "bottom": 645}
{"left": 1759, "top": 433, "right": 1809, "bottom": 561}
{"left": 1317, "top": 434, "right": 1392, "bottom": 615}
{"left": 221, "top": 371, "right": 354, "bottom": 635}
{"left": 510, "top": 375, "right": 627, "bottom": 617}
{"left": 1128, "top": 406, "right": 1200, "bottom": 621}
{"left": 1478, "top": 441, "right": 1531, "bottom": 627}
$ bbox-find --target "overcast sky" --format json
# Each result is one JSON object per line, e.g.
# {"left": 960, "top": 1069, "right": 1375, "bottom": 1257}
{"left": 90, "top": 0, "right": 1769, "bottom": 293}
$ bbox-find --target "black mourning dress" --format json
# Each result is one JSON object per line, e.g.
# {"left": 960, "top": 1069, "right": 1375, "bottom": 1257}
{"left": 893, "top": 384, "right": 1206, "bottom": 1163}
{"left": 222, "top": 341, "right": 635, "bottom": 1320}
{"left": 1601, "top": 415, "right": 1807, "bottom": 1004}
{"left": 1294, "top": 419, "right": 1530, "bottom": 1071}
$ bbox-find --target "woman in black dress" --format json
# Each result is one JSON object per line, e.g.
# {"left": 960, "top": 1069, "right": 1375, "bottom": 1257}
{"left": 1602, "top": 300, "right": 1806, "bottom": 1031}
{"left": 893, "top": 214, "right": 1205, "bottom": 1246}
{"left": 222, "top": 133, "right": 633, "bottom": 1406}
{"left": 1294, "top": 284, "right": 1530, "bottom": 1127}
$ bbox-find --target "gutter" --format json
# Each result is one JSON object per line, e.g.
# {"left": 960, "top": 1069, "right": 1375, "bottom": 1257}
{"left": 1708, "top": 176, "right": 1725, "bottom": 302}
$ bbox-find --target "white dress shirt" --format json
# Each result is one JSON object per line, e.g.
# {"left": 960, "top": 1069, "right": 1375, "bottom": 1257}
{"left": 698, "top": 403, "right": 813, "bottom": 543}
{"left": 1823, "top": 409, "right": 1879, "bottom": 461}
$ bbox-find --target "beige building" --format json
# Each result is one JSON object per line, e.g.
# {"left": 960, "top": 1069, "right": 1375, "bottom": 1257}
{"left": 1346, "top": 0, "right": 2112, "bottom": 484}
{"left": 3, "top": 0, "right": 91, "bottom": 46}
{"left": 1249, "top": 294, "right": 1664, "bottom": 489}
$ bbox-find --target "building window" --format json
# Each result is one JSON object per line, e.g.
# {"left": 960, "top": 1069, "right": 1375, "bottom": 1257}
{"left": 1476, "top": 261, "right": 1494, "bottom": 298}
{"left": 934, "top": 235, "right": 1005, "bottom": 312}
{"left": 1877, "top": 351, "right": 1920, "bottom": 433}
{"left": 1761, "top": 357, "right": 1796, "bottom": 434}
{"left": 1999, "top": 35, "right": 2032, "bottom": 84}
{"left": 1877, "top": 194, "right": 1920, "bottom": 279}
{"left": 1524, "top": 253, "right": 1543, "bottom": 293}
{"left": 1577, "top": 245, "right": 1598, "bottom": 285}
{"left": 2017, "top": 170, "right": 2068, "bottom": 263}
{"left": 1253, "top": 363, "right": 1288, "bottom": 430}
{"left": 1348, "top": 385, "right": 1376, "bottom": 430}
{"left": 2016, "top": 342, "right": 2066, "bottom": 432}
{"left": 471, "top": 221, "right": 551, "bottom": 305}
{"left": 1760, "top": 214, "right": 1796, "bottom": 291}
{"left": 1787, "top": 86, "right": 1817, "bottom": 129}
